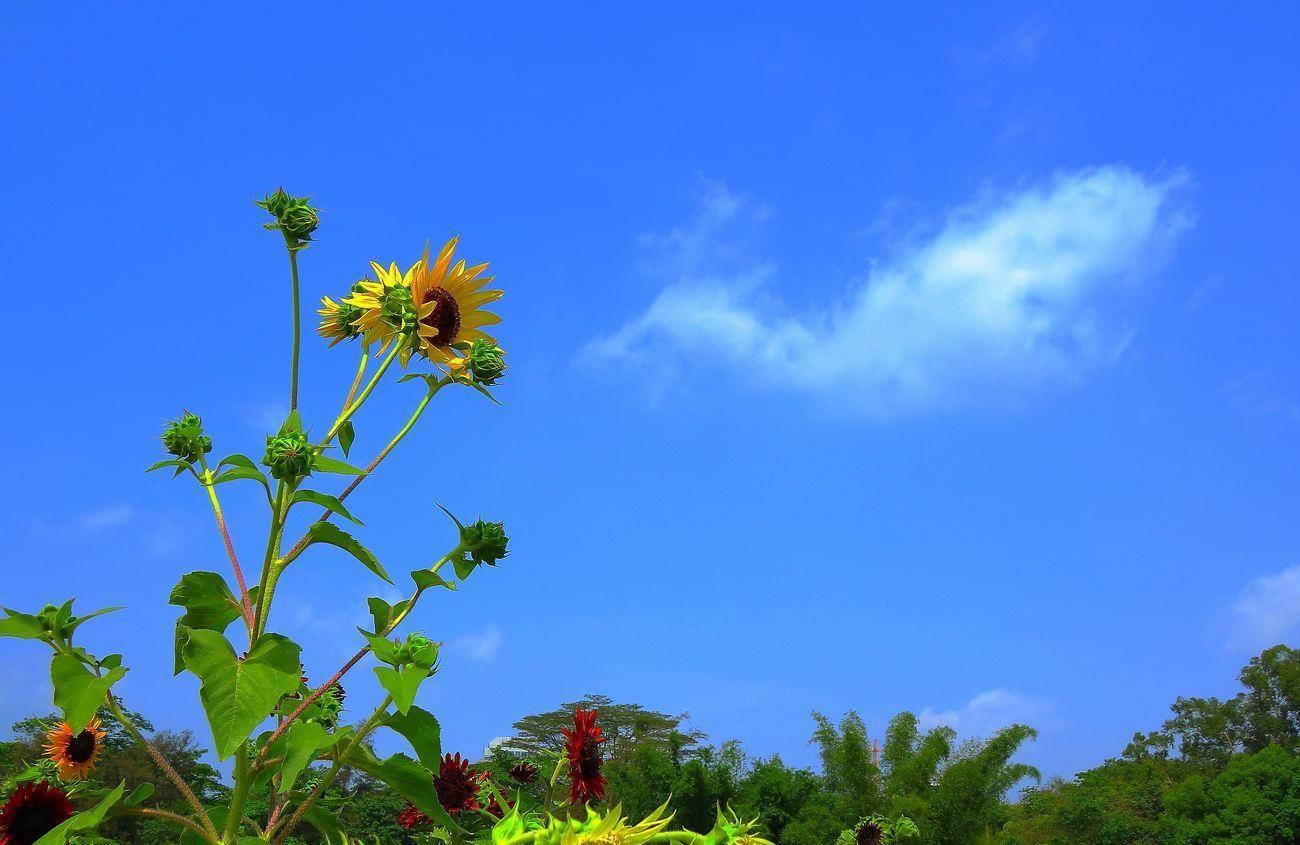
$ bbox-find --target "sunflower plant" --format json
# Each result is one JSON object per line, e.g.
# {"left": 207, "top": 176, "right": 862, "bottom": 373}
{"left": 0, "top": 189, "right": 777, "bottom": 845}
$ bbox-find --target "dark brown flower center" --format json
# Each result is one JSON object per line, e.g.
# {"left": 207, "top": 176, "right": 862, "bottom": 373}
{"left": 67, "top": 730, "right": 98, "bottom": 763}
{"left": 856, "top": 822, "right": 883, "bottom": 845}
{"left": 578, "top": 736, "right": 603, "bottom": 778}
{"left": 419, "top": 287, "right": 462, "bottom": 346}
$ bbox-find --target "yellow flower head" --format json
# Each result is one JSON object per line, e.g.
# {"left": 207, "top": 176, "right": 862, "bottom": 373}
{"left": 409, "top": 236, "right": 502, "bottom": 370}
{"left": 342, "top": 261, "right": 420, "bottom": 357}
{"left": 550, "top": 802, "right": 674, "bottom": 845}
{"left": 317, "top": 289, "right": 366, "bottom": 346}
{"left": 44, "top": 717, "right": 106, "bottom": 781}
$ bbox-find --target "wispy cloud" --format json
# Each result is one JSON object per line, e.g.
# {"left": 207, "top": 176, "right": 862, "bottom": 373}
{"left": 981, "top": 20, "right": 1048, "bottom": 67}
{"left": 918, "top": 689, "right": 1055, "bottom": 737}
{"left": 1229, "top": 565, "right": 1300, "bottom": 649}
{"left": 586, "top": 167, "right": 1190, "bottom": 416}
{"left": 449, "top": 624, "right": 503, "bottom": 663}
{"left": 1222, "top": 370, "right": 1300, "bottom": 421}
{"left": 78, "top": 504, "right": 135, "bottom": 531}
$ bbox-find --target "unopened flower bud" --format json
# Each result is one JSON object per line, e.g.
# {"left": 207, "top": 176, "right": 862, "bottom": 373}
{"left": 256, "top": 187, "right": 320, "bottom": 248}
{"left": 461, "top": 520, "right": 509, "bottom": 566}
{"left": 466, "top": 338, "right": 507, "bottom": 386}
{"left": 162, "top": 412, "right": 213, "bottom": 463}
{"left": 263, "top": 430, "right": 314, "bottom": 480}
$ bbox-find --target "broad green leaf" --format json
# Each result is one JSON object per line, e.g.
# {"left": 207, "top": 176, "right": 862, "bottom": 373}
{"left": 384, "top": 706, "right": 442, "bottom": 769}
{"left": 338, "top": 420, "right": 355, "bottom": 458}
{"left": 51, "top": 654, "right": 126, "bottom": 732}
{"left": 64, "top": 606, "right": 125, "bottom": 638}
{"left": 0, "top": 608, "right": 45, "bottom": 639}
{"left": 374, "top": 665, "right": 428, "bottom": 715}
{"left": 278, "top": 721, "right": 332, "bottom": 793}
{"left": 347, "top": 748, "right": 463, "bottom": 833}
{"left": 213, "top": 466, "right": 269, "bottom": 486}
{"left": 306, "top": 523, "right": 391, "bottom": 583}
{"left": 217, "top": 454, "right": 259, "bottom": 472}
{"left": 361, "top": 629, "right": 401, "bottom": 665}
{"left": 34, "top": 781, "right": 124, "bottom": 845}
{"left": 312, "top": 454, "right": 363, "bottom": 476}
{"left": 125, "top": 782, "right": 154, "bottom": 805}
{"left": 367, "top": 597, "right": 409, "bottom": 634}
{"left": 169, "top": 572, "right": 247, "bottom": 675}
{"left": 302, "top": 805, "right": 343, "bottom": 842}
{"left": 410, "top": 570, "right": 456, "bottom": 592}
{"left": 182, "top": 629, "right": 302, "bottom": 760}
{"left": 292, "top": 489, "right": 363, "bottom": 525}
{"left": 453, "top": 556, "right": 478, "bottom": 580}
{"left": 145, "top": 459, "right": 190, "bottom": 474}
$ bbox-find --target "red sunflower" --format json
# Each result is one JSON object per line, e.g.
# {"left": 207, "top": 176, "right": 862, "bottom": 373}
{"left": 0, "top": 781, "right": 75, "bottom": 845}
{"left": 562, "top": 708, "right": 607, "bottom": 803}
{"left": 395, "top": 805, "right": 431, "bottom": 829}
{"left": 433, "top": 753, "right": 481, "bottom": 815}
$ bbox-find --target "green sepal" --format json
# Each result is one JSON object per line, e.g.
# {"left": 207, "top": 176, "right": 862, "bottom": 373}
{"left": 51, "top": 654, "right": 127, "bottom": 733}
{"left": 453, "top": 556, "right": 478, "bottom": 580}
{"left": 34, "top": 781, "right": 125, "bottom": 845}
{"left": 312, "top": 454, "right": 363, "bottom": 476}
{"left": 306, "top": 523, "right": 391, "bottom": 583}
{"left": 277, "top": 410, "right": 303, "bottom": 436}
{"left": 338, "top": 420, "right": 355, "bottom": 458}
{"left": 181, "top": 628, "right": 302, "bottom": 760}
{"left": 292, "top": 489, "right": 363, "bottom": 525}
{"left": 374, "top": 665, "right": 429, "bottom": 715}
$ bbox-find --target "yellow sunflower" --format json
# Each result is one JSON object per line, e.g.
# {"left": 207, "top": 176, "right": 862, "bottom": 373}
{"left": 409, "top": 236, "right": 502, "bottom": 369}
{"left": 44, "top": 718, "right": 106, "bottom": 781}
{"left": 316, "top": 292, "right": 365, "bottom": 346}
{"left": 342, "top": 261, "right": 419, "bottom": 357}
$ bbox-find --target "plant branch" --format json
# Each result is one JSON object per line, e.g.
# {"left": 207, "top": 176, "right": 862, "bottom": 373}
{"left": 105, "top": 693, "right": 220, "bottom": 840}
{"left": 115, "top": 806, "right": 217, "bottom": 842}
{"left": 197, "top": 458, "right": 255, "bottom": 633}
{"left": 284, "top": 235, "right": 302, "bottom": 411}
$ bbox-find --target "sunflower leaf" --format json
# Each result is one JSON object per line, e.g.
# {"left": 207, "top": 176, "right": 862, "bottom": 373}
{"left": 0, "top": 608, "right": 46, "bottom": 640}
{"left": 213, "top": 466, "right": 270, "bottom": 486}
{"left": 145, "top": 459, "right": 191, "bottom": 474}
{"left": 338, "top": 420, "right": 355, "bottom": 458}
{"left": 312, "top": 454, "right": 364, "bottom": 476}
{"left": 124, "top": 782, "right": 154, "bottom": 806}
{"left": 374, "top": 665, "right": 429, "bottom": 715}
{"left": 278, "top": 720, "right": 334, "bottom": 794}
{"left": 182, "top": 628, "right": 302, "bottom": 760}
{"left": 217, "top": 454, "right": 260, "bottom": 472}
{"left": 169, "top": 572, "right": 249, "bottom": 676}
{"left": 345, "top": 748, "right": 464, "bottom": 835}
{"left": 34, "top": 780, "right": 125, "bottom": 845}
{"left": 306, "top": 523, "right": 391, "bottom": 583}
{"left": 410, "top": 569, "right": 457, "bottom": 592}
{"left": 292, "top": 489, "right": 363, "bottom": 525}
{"left": 51, "top": 654, "right": 127, "bottom": 733}
{"left": 64, "top": 606, "right": 125, "bottom": 638}
{"left": 384, "top": 706, "right": 442, "bottom": 770}
{"left": 301, "top": 805, "right": 344, "bottom": 843}
{"left": 277, "top": 410, "right": 302, "bottom": 436}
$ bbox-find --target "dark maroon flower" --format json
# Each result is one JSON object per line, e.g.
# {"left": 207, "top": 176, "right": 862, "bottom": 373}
{"left": 562, "top": 708, "right": 606, "bottom": 804}
{"left": 434, "top": 753, "right": 481, "bottom": 815}
{"left": 0, "top": 782, "right": 76, "bottom": 845}
{"left": 508, "top": 762, "right": 539, "bottom": 785}
{"left": 855, "top": 820, "right": 884, "bottom": 845}
{"left": 396, "top": 804, "right": 431, "bottom": 829}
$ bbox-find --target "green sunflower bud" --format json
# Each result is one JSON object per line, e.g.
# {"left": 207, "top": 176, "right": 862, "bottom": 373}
{"left": 393, "top": 632, "right": 439, "bottom": 670}
{"left": 161, "top": 412, "right": 213, "bottom": 463}
{"left": 461, "top": 519, "right": 509, "bottom": 566}
{"left": 256, "top": 187, "right": 320, "bottom": 249}
{"left": 466, "top": 338, "right": 507, "bottom": 385}
{"left": 262, "top": 430, "right": 314, "bottom": 480}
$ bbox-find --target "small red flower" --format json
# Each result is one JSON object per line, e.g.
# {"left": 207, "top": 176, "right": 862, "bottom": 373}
{"left": 396, "top": 804, "right": 431, "bottom": 829}
{"left": 562, "top": 708, "right": 606, "bottom": 804}
{"left": 0, "top": 782, "right": 76, "bottom": 845}
{"left": 508, "top": 761, "right": 539, "bottom": 785}
{"left": 434, "top": 753, "right": 481, "bottom": 815}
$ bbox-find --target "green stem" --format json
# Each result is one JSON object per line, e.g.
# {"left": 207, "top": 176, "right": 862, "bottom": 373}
{"left": 105, "top": 693, "right": 219, "bottom": 840}
{"left": 115, "top": 807, "right": 217, "bottom": 842}
{"left": 340, "top": 351, "right": 369, "bottom": 414}
{"left": 320, "top": 340, "right": 404, "bottom": 447}
{"left": 253, "top": 483, "right": 289, "bottom": 641}
{"left": 271, "top": 696, "right": 393, "bottom": 844}
{"left": 224, "top": 744, "right": 253, "bottom": 843}
{"left": 284, "top": 237, "right": 302, "bottom": 412}
{"left": 197, "top": 457, "right": 255, "bottom": 633}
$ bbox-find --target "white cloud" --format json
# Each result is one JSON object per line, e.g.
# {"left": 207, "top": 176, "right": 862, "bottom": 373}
{"left": 449, "top": 624, "right": 503, "bottom": 663}
{"left": 918, "top": 689, "right": 1054, "bottom": 737}
{"left": 981, "top": 20, "right": 1048, "bottom": 67}
{"left": 1230, "top": 565, "right": 1300, "bottom": 648}
{"left": 586, "top": 167, "right": 1189, "bottom": 416}
{"left": 78, "top": 504, "right": 135, "bottom": 530}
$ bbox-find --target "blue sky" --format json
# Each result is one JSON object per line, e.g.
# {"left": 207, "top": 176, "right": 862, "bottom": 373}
{"left": 2, "top": 3, "right": 1299, "bottom": 784}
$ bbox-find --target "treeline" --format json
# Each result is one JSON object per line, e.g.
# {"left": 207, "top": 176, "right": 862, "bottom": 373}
{"left": 2, "top": 646, "right": 1296, "bottom": 844}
